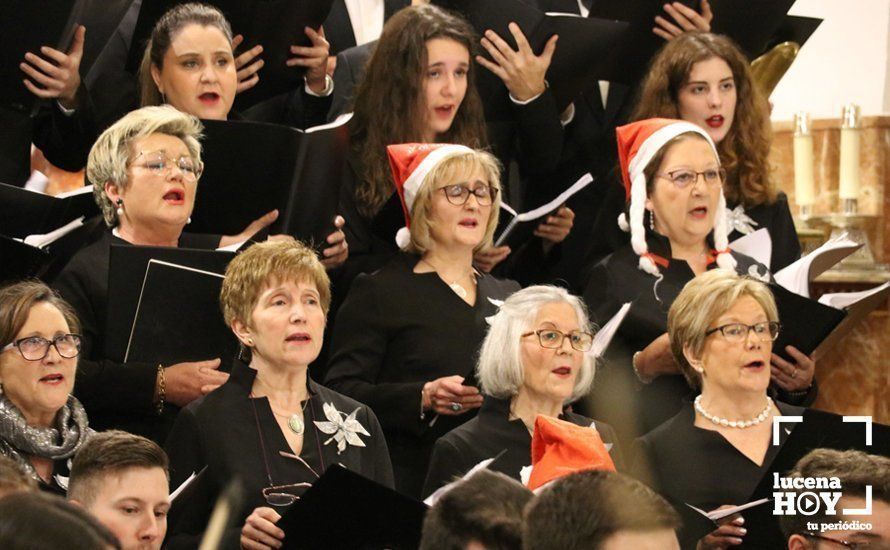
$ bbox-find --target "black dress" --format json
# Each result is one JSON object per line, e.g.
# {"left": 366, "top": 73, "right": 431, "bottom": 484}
{"left": 582, "top": 231, "right": 774, "bottom": 445}
{"left": 165, "top": 361, "right": 393, "bottom": 547}
{"left": 324, "top": 252, "right": 520, "bottom": 497}
{"left": 632, "top": 401, "right": 803, "bottom": 549}
{"left": 422, "top": 395, "right": 624, "bottom": 498}
{"left": 52, "top": 230, "right": 220, "bottom": 441}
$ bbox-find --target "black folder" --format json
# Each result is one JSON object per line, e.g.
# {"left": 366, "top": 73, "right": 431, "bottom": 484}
{"left": 126, "top": 0, "right": 334, "bottom": 110}
{"left": 104, "top": 244, "right": 235, "bottom": 364}
{"left": 765, "top": 15, "right": 823, "bottom": 52}
{"left": 278, "top": 465, "right": 427, "bottom": 549}
{"left": 0, "top": 183, "right": 99, "bottom": 239}
{"left": 739, "top": 409, "right": 890, "bottom": 549}
{"left": 0, "top": 0, "right": 82, "bottom": 112}
{"left": 123, "top": 259, "right": 238, "bottom": 366}
{"left": 585, "top": 0, "right": 700, "bottom": 85}
{"left": 770, "top": 283, "right": 846, "bottom": 364}
{"left": 433, "top": 0, "right": 630, "bottom": 119}
{"left": 709, "top": 0, "right": 797, "bottom": 59}
{"left": 0, "top": 214, "right": 104, "bottom": 283}
{"left": 187, "top": 117, "right": 350, "bottom": 250}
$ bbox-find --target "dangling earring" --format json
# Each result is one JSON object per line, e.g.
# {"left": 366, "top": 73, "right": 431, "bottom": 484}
{"left": 648, "top": 210, "right": 656, "bottom": 232}
{"left": 161, "top": 91, "right": 167, "bottom": 105}
{"left": 116, "top": 198, "right": 124, "bottom": 218}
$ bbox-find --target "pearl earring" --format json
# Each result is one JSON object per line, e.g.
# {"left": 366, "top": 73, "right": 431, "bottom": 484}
{"left": 187, "top": 216, "right": 192, "bottom": 225}
{"left": 116, "top": 198, "right": 124, "bottom": 217}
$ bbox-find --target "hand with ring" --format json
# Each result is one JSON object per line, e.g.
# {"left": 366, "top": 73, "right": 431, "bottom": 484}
{"left": 770, "top": 346, "right": 816, "bottom": 393}
{"left": 422, "top": 375, "right": 483, "bottom": 416}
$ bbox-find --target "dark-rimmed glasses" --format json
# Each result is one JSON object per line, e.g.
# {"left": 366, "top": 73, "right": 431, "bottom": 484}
{"left": 522, "top": 329, "right": 594, "bottom": 352}
{"left": 2, "top": 334, "right": 82, "bottom": 361}
{"left": 129, "top": 150, "right": 203, "bottom": 181}
{"left": 656, "top": 168, "right": 726, "bottom": 189}
{"left": 803, "top": 532, "right": 889, "bottom": 549}
{"left": 705, "top": 322, "right": 780, "bottom": 343}
{"left": 438, "top": 183, "right": 497, "bottom": 206}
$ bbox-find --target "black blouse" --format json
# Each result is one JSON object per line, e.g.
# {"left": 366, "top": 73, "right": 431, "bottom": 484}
{"left": 52, "top": 230, "right": 220, "bottom": 440}
{"left": 582, "top": 232, "right": 772, "bottom": 444}
{"left": 632, "top": 401, "right": 803, "bottom": 548}
{"left": 725, "top": 193, "right": 801, "bottom": 272}
{"left": 324, "top": 252, "right": 520, "bottom": 497}
{"left": 422, "top": 396, "right": 624, "bottom": 498}
{"left": 165, "top": 361, "right": 393, "bottom": 546}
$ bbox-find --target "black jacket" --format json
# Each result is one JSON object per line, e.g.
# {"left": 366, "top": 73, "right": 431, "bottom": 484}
{"left": 324, "top": 252, "right": 519, "bottom": 497}
{"left": 165, "top": 361, "right": 393, "bottom": 546}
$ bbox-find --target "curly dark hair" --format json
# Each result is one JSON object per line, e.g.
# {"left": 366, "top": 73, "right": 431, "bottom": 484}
{"left": 349, "top": 4, "right": 488, "bottom": 218}
{"left": 632, "top": 32, "right": 775, "bottom": 207}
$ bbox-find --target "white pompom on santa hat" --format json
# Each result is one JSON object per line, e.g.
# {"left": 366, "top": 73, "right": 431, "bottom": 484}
{"left": 615, "top": 118, "right": 736, "bottom": 277}
{"left": 387, "top": 142, "right": 475, "bottom": 249}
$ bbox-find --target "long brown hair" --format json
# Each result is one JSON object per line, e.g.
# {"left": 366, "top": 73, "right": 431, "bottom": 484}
{"left": 350, "top": 5, "right": 488, "bottom": 218}
{"left": 632, "top": 32, "right": 775, "bottom": 207}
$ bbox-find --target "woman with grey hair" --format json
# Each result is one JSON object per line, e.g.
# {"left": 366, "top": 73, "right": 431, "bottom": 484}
{"left": 52, "top": 105, "right": 256, "bottom": 442}
{"left": 422, "top": 285, "right": 622, "bottom": 497}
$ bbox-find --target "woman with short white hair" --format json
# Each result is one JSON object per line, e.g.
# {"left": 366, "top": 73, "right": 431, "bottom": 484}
{"left": 422, "top": 285, "right": 622, "bottom": 497}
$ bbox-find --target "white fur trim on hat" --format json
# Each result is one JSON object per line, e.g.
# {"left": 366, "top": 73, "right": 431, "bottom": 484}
{"left": 396, "top": 144, "right": 474, "bottom": 249}
{"left": 401, "top": 144, "right": 475, "bottom": 216}
{"left": 623, "top": 121, "right": 729, "bottom": 277}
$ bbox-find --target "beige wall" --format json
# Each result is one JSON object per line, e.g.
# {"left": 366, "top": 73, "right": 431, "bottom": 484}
{"left": 770, "top": 0, "right": 890, "bottom": 120}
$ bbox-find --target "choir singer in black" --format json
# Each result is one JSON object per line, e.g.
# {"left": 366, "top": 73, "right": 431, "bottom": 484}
{"left": 165, "top": 238, "right": 393, "bottom": 549}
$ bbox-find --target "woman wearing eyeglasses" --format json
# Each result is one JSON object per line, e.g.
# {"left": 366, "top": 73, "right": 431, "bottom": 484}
{"left": 165, "top": 238, "right": 392, "bottom": 549}
{"left": 324, "top": 144, "right": 520, "bottom": 498}
{"left": 422, "top": 285, "right": 622, "bottom": 497}
{"left": 0, "top": 281, "right": 91, "bottom": 495}
{"left": 632, "top": 269, "right": 802, "bottom": 550}
{"left": 52, "top": 105, "right": 253, "bottom": 442}
{"left": 580, "top": 118, "right": 803, "bottom": 446}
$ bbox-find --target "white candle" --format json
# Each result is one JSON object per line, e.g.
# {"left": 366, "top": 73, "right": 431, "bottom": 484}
{"left": 793, "top": 112, "right": 815, "bottom": 206}
{"left": 838, "top": 104, "right": 861, "bottom": 200}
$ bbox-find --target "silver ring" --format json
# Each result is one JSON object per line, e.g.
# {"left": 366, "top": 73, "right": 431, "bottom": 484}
{"left": 791, "top": 369, "right": 797, "bottom": 379}
{"left": 449, "top": 402, "right": 462, "bottom": 412}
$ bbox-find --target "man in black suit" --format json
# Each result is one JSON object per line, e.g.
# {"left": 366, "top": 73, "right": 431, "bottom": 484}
{"left": 323, "top": 0, "right": 411, "bottom": 55}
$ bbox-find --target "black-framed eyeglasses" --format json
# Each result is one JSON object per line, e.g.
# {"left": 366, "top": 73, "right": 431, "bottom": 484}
{"left": 129, "top": 150, "right": 203, "bottom": 181}
{"left": 803, "top": 532, "right": 889, "bottom": 549}
{"left": 705, "top": 321, "right": 780, "bottom": 343}
{"left": 2, "top": 334, "right": 82, "bottom": 361}
{"left": 522, "top": 329, "right": 594, "bottom": 352}
{"left": 438, "top": 183, "right": 498, "bottom": 206}
{"left": 656, "top": 168, "right": 726, "bottom": 189}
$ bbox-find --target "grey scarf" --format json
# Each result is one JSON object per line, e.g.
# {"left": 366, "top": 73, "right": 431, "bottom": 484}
{"left": 0, "top": 393, "right": 91, "bottom": 482}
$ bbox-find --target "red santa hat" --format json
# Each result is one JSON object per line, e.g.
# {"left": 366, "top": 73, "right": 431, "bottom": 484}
{"left": 386, "top": 143, "right": 475, "bottom": 249}
{"left": 615, "top": 118, "right": 736, "bottom": 276}
{"left": 526, "top": 415, "right": 616, "bottom": 492}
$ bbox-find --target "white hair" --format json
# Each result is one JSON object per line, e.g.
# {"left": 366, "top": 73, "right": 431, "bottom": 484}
{"left": 477, "top": 285, "right": 596, "bottom": 404}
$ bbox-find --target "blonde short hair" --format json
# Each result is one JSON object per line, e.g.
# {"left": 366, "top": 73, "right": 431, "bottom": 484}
{"left": 87, "top": 105, "right": 204, "bottom": 227}
{"left": 477, "top": 285, "right": 595, "bottom": 404}
{"left": 668, "top": 269, "right": 778, "bottom": 389}
{"left": 406, "top": 150, "right": 501, "bottom": 255}
{"left": 220, "top": 238, "right": 331, "bottom": 331}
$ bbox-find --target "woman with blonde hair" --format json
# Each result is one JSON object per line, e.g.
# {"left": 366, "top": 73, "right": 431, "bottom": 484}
{"left": 325, "top": 144, "right": 520, "bottom": 497}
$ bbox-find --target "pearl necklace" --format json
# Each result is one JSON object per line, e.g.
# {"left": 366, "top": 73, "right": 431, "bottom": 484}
{"left": 694, "top": 395, "right": 773, "bottom": 429}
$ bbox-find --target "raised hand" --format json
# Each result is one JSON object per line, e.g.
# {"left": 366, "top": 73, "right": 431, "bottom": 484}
{"left": 21, "top": 25, "right": 85, "bottom": 109}
{"left": 476, "top": 23, "right": 557, "bottom": 102}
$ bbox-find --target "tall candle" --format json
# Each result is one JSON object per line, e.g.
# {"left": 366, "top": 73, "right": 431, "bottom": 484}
{"left": 793, "top": 112, "right": 815, "bottom": 207}
{"left": 838, "top": 103, "right": 861, "bottom": 200}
